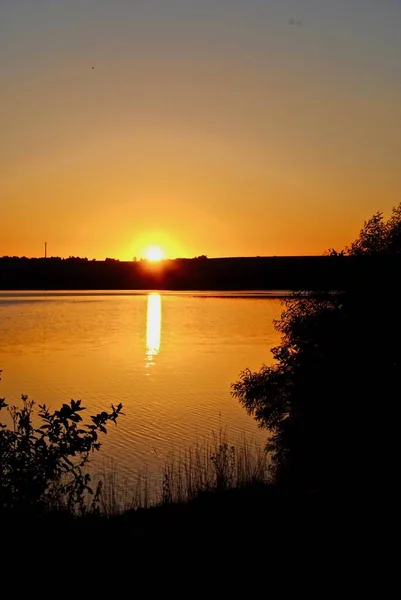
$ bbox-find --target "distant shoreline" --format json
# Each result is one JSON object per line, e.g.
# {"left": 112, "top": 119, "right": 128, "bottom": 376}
{"left": 0, "top": 289, "right": 291, "bottom": 300}
{"left": 0, "top": 255, "right": 397, "bottom": 291}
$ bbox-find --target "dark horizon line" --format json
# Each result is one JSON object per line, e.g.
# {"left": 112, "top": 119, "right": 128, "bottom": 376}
{"left": 0, "top": 253, "right": 331, "bottom": 262}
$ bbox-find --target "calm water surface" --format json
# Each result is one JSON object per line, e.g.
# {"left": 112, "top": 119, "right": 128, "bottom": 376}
{"left": 0, "top": 291, "right": 284, "bottom": 488}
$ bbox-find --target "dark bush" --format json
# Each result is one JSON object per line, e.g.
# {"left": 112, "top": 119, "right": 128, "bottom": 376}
{"left": 0, "top": 374, "right": 123, "bottom": 514}
{"left": 232, "top": 205, "right": 401, "bottom": 490}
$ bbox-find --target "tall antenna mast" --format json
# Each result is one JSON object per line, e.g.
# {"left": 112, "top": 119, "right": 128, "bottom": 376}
{"left": 44, "top": 242, "right": 47, "bottom": 259}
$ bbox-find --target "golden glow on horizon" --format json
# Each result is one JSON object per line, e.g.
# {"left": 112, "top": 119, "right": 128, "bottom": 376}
{"left": 146, "top": 293, "right": 161, "bottom": 364}
{"left": 1, "top": 2, "right": 401, "bottom": 259}
{"left": 145, "top": 246, "right": 165, "bottom": 261}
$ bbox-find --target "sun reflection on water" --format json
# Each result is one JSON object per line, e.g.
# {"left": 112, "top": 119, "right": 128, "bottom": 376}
{"left": 146, "top": 293, "right": 161, "bottom": 365}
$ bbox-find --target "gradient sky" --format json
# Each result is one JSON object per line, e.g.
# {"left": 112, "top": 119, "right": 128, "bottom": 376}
{"left": 1, "top": 0, "right": 401, "bottom": 259}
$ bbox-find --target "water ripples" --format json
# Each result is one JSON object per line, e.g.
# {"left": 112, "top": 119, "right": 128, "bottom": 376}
{"left": 0, "top": 291, "right": 283, "bottom": 487}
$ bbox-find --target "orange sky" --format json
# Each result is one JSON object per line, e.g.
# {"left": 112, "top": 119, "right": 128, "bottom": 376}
{"left": 1, "top": 1, "right": 401, "bottom": 260}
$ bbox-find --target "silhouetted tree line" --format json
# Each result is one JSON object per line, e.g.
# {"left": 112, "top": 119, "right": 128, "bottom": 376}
{"left": 1, "top": 253, "right": 399, "bottom": 291}
{"left": 233, "top": 204, "right": 401, "bottom": 493}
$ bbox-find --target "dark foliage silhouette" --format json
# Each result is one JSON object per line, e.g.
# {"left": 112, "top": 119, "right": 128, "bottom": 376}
{"left": 232, "top": 205, "right": 401, "bottom": 490}
{"left": 0, "top": 253, "right": 390, "bottom": 291}
{"left": 0, "top": 373, "right": 123, "bottom": 514}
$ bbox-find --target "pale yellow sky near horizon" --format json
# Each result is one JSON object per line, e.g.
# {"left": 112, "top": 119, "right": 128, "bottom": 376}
{"left": 1, "top": 1, "right": 401, "bottom": 259}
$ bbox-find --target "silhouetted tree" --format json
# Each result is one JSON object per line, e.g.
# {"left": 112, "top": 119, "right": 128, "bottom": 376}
{"left": 232, "top": 205, "right": 401, "bottom": 491}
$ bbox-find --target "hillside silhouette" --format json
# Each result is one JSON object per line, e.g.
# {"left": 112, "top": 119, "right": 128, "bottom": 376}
{"left": 1, "top": 254, "right": 398, "bottom": 291}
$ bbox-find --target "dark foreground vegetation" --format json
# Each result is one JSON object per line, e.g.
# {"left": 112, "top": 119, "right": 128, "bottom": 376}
{"left": 233, "top": 205, "right": 401, "bottom": 494}
{"left": 1, "top": 205, "right": 400, "bottom": 555}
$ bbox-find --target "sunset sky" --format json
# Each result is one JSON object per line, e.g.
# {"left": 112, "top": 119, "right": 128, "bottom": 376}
{"left": 1, "top": 0, "right": 400, "bottom": 260}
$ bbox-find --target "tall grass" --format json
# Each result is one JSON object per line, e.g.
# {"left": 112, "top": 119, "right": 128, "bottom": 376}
{"left": 96, "top": 430, "right": 271, "bottom": 515}
{"left": 94, "top": 462, "right": 150, "bottom": 516}
{"left": 160, "top": 430, "right": 270, "bottom": 504}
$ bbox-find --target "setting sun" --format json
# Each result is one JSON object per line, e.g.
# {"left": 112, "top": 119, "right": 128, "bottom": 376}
{"left": 145, "top": 246, "right": 165, "bottom": 261}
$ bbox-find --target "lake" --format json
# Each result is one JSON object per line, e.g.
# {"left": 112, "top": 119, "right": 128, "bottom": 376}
{"left": 0, "top": 290, "right": 284, "bottom": 495}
